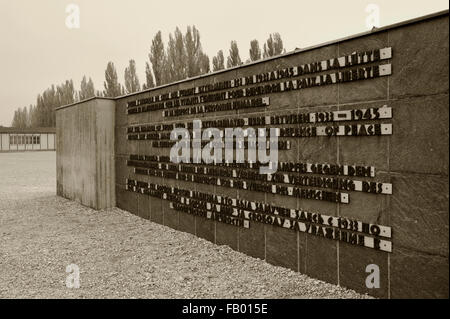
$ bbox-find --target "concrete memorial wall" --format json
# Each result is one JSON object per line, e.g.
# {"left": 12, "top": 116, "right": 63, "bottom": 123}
{"left": 56, "top": 97, "right": 116, "bottom": 210}
{"left": 57, "top": 11, "right": 449, "bottom": 298}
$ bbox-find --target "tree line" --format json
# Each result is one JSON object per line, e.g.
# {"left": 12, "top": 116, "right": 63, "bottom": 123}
{"left": 11, "top": 27, "right": 284, "bottom": 128}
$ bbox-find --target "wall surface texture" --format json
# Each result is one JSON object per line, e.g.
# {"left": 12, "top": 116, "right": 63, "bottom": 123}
{"left": 57, "top": 12, "right": 448, "bottom": 298}
{"left": 56, "top": 98, "right": 116, "bottom": 210}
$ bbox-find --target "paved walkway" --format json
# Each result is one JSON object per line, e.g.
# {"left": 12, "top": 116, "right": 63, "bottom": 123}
{"left": 0, "top": 151, "right": 369, "bottom": 298}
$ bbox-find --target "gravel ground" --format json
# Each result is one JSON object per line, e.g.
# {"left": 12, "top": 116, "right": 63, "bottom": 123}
{"left": 0, "top": 151, "right": 371, "bottom": 299}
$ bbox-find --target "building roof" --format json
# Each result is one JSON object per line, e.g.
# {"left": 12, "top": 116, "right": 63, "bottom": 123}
{"left": 0, "top": 127, "right": 56, "bottom": 134}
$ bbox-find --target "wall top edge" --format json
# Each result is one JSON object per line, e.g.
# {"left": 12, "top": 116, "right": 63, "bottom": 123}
{"left": 55, "top": 96, "right": 115, "bottom": 112}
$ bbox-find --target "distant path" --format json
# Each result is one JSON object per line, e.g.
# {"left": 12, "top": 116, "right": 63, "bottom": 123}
{"left": 0, "top": 152, "right": 370, "bottom": 298}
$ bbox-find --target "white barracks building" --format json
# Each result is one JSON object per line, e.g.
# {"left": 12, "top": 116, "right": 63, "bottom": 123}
{"left": 0, "top": 127, "right": 56, "bottom": 152}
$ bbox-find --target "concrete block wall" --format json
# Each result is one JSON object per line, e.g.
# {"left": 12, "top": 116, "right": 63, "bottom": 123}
{"left": 56, "top": 97, "right": 116, "bottom": 210}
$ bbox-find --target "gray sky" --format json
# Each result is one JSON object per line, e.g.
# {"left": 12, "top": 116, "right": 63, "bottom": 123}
{"left": 0, "top": 0, "right": 448, "bottom": 126}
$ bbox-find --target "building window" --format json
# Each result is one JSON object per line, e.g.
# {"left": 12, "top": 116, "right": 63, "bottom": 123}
{"left": 8, "top": 134, "right": 43, "bottom": 145}
{"left": 9, "top": 135, "right": 20, "bottom": 145}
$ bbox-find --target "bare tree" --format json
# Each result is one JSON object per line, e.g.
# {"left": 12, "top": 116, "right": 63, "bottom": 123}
{"left": 249, "top": 39, "right": 261, "bottom": 61}
{"left": 226, "top": 41, "right": 242, "bottom": 68}
{"left": 124, "top": 59, "right": 141, "bottom": 94}
{"left": 143, "top": 62, "right": 155, "bottom": 90}
{"left": 166, "top": 27, "right": 187, "bottom": 82}
{"left": 103, "top": 62, "right": 121, "bottom": 97}
{"left": 79, "top": 75, "right": 95, "bottom": 100}
{"left": 149, "top": 31, "right": 166, "bottom": 86}
{"left": 212, "top": 50, "right": 225, "bottom": 71}
{"left": 263, "top": 33, "right": 285, "bottom": 58}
